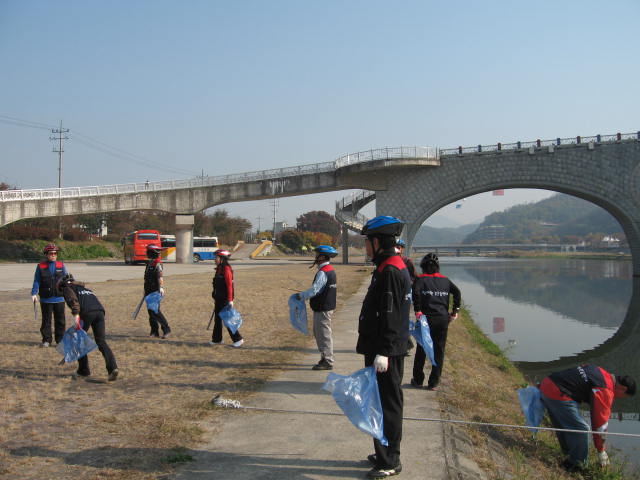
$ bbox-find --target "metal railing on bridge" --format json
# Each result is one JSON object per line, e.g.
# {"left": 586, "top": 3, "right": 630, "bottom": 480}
{"left": 0, "top": 146, "right": 437, "bottom": 202}
{"left": 440, "top": 131, "right": 640, "bottom": 156}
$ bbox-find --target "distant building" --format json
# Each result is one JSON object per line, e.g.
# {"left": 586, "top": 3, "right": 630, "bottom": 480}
{"left": 477, "top": 224, "right": 505, "bottom": 241}
{"left": 600, "top": 235, "right": 620, "bottom": 248}
{"left": 274, "top": 221, "right": 288, "bottom": 237}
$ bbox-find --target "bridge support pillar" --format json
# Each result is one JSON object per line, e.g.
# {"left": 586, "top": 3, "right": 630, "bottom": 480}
{"left": 341, "top": 226, "right": 349, "bottom": 264}
{"left": 175, "top": 215, "right": 194, "bottom": 264}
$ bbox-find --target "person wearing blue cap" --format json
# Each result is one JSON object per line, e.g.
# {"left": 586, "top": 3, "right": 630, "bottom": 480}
{"left": 357, "top": 216, "right": 411, "bottom": 478}
{"left": 296, "top": 245, "right": 339, "bottom": 370}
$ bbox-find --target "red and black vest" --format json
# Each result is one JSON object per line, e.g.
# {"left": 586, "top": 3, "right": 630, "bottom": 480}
{"left": 144, "top": 259, "right": 162, "bottom": 295}
{"left": 38, "top": 261, "right": 65, "bottom": 299}
{"left": 310, "top": 264, "right": 337, "bottom": 312}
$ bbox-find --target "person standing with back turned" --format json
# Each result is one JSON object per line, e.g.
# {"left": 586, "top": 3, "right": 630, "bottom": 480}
{"left": 296, "top": 245, "right": 338, "bottom": 370}
{"left": 144, "top": 244, "right": 171, "bottom": 339}
{"left": 31, "top": 243, "right": 67, "bottom": 347}
{"left": 357, "top": 215, "right": 411, "bottom": 478}
{"left": 410, "top": 253, "right": 460, "bottom": 391}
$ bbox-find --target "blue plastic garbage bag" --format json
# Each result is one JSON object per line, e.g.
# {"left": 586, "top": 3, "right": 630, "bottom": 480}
{"left": 56, "top": 325, "right": 98, "bottom": 363}
{"left": 322, "top": 366, "right": 388, "bottom": 446}
{"left": 411, "top": 315, "right": 436, "bottom": 366}
{"left": 219, "top": 304, "right": 243, "bottom": 334}
{"left": 288, "top": 294, "right": 309, "bottom": 335}
{"left": 518, "top": 386, "right": 545, "bottom": 435}
{"left": 144, "top": 291, "right": 163, "bottom": 314}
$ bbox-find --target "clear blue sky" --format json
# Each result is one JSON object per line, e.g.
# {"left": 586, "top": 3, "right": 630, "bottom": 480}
{"left": 2, "top": 1, "right": 638, "bottom": 228}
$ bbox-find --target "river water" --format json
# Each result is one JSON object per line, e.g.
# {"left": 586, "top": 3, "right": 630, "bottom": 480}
{"left": 425, "top": 256, "right": 640, "bottom": 471}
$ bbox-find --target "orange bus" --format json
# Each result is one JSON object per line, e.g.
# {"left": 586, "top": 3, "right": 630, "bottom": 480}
{"left": 122, "top": 230, "right": 161, "bottom": 264}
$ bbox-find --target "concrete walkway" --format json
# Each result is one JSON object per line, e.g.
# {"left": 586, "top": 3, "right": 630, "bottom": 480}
{"left": 170, "top": 281, "right": 449, "bottom": 480}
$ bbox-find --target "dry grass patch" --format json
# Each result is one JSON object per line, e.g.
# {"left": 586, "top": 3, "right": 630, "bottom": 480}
{"left": 0, "top": 262, "right": 366, "bottom": 479}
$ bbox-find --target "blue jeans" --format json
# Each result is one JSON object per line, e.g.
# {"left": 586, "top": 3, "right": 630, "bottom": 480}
{"left": 540, "top": 393, "right": 590, "bottom": 467}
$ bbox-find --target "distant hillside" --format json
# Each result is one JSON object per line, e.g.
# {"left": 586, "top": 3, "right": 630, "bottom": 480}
{"left": 462, "top": 194, "right": 623, "bottom": 244}
{"left": 413, "top": 223, "right": 478, "bottom": 246}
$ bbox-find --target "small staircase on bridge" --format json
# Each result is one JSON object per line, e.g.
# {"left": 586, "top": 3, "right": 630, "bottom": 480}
{"left": 335, "top": 189, "right": 375, "bottom": 233}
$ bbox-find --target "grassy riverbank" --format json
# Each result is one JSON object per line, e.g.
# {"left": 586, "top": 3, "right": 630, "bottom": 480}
{"left": 441, "top": 308, "right": 638, "bottom": 479}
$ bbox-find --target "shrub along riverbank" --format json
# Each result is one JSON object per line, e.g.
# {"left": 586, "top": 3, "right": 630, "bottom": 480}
{"left": 443, "top": 307, "right": 637, "bottom": 479}
{"left": 0, "top": 239, "right": 120, "bottom": 262}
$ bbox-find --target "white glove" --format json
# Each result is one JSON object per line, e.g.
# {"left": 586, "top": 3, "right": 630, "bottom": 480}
{"left": 74, "top": 315, "right": 82, "bottom": 330}
{"left": 228, "top": 300, "right": 234, "bottom": 307}
{"left": 31, "top": 295, "right": 37, "bottom": 302}
{"left": 449, "top": 313, "right": 458, "bottom": 322}
{"left": 159, "top": 287, "right": 165, "bottom": 296}
{"left": 373, "top": 355, "right": 388, "bottom": 373}
{"left": 598, "top": 450, "right": 610, "bottom": 467}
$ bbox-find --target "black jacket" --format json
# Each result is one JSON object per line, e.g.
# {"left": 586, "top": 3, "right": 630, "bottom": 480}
{"left": 412, "top": 272, "right": 461, "bottom": 318}
{"left": 63, "top": 282, "right": 105, "bottom": 316}
{"left": 356, "top": 252, "right": 411, "bottom": 357}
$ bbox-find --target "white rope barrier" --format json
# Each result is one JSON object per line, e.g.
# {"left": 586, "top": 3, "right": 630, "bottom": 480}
{"left": 211, "top": 395, "right": 640, "bottom": 439}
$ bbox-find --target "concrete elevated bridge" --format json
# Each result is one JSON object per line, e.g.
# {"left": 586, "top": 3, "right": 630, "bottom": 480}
{"left": 2, "top": 131, "right": 640, "bottom": 273}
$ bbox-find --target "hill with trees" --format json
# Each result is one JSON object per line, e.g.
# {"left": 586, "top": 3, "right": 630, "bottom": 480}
{"left": 462, "top": 193, "right": 624, "bottom": 245}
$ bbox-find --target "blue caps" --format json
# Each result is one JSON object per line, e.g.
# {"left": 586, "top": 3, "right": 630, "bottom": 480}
{"left": 314, "top": 245, "right": 338, "bottom": 257}
{"left": 361, "top": 215, "right": 404, "bottom": 237}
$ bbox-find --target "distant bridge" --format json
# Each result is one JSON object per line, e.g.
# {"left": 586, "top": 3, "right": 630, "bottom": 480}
{"left": 412, "top": 243, "right": 586, "bottom": 254}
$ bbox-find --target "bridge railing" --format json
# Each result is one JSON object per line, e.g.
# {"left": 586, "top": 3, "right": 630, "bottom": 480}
{"left": 440, "top": 131, "right": 640, "bottom": 156}
{"left": 0, "top": 146, "right": 435, "bottom": 202}
{"left": 334, "top": 146, "right": 438, "bottom": 168}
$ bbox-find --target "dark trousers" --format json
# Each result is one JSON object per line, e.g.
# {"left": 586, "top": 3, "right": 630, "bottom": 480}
{"left": 365, "top": 353, "right": 404, "bottom": 470}
{"left": 77, "top": 310, "right": 117, "bottom": 376}
{"left": 148, "top": 308, "right": 171, "bottom": 336}
{"left": 212, "top": 302, "right": 243, "bottom": 343}
{"left": 40, "top": 301, "right": 66, "bottom": 344}
{"left": 412, "top": 315, "right": 449, "bottom": 388}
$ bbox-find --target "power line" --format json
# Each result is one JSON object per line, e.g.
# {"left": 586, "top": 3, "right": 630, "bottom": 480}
{"left": 1, "top": 114, "right": 202, "bottom": 178}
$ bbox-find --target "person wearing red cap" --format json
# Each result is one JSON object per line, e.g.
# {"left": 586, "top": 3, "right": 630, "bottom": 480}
{"left": 144, "top": 244, "right": 171, "bottom": 338}
{"left": 209, "top": 249, "right": 244, "bottom": 347}
{"left": 31, "top": 243, "right": 68, "bottom": 347}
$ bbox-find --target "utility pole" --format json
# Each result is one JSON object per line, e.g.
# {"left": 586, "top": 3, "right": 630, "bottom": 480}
{"left": 50, "top": 120, "right": 69, "bottom": 189}
{"left": 50, "top": 121, "right": 69, "bottom": 239}
{"left": 271, "top": 199, "right": 278, "bottom": 243}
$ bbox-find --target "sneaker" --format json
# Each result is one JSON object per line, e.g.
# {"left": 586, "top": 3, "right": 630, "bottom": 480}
{"left": 161, "top": 332, "right": 171, "bottom": 339}
{"left": 149, "top": 333, "right": 160, "bottom": 338}
{"left": 75, "top": 371, "right": 90, "bottom": 378}
{"left": 426, "top": 385, "right": 438, "bottom": 391}
{"left": 232, "top": 339, "right": 244, "bottom": 348}
{"left": 367, "top": 454, "right": 377, "bottom": 466}
{"left": 41, "top": 342, "right": 50, "bottom": 348}
{"left": 367, "top": 464, "right": 402, "bottom": 478}
{"left": 107, "top": 369, "right": 119, "bottom": 382}
{"left": 410, "top": 378, "right": 423, "bottom": 389}
{"left": 312, "top": 360, "right": 333, "bottom": 370}
{"left": 208, "top": 340, "right": 224, "bottom": 345}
